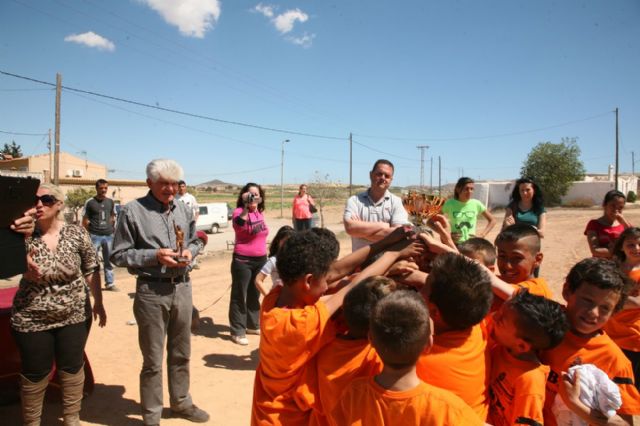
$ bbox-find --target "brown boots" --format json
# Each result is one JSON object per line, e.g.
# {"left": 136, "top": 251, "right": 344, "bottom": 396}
{"left": 58, "top": 367, "right": 85, "bottom": 426}
{"left": 20, "top": 374, "right": 49, "bottom": 426}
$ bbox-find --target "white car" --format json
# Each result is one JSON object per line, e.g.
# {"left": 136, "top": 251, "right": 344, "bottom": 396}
{"left": 196, "top": 202, "right": 230, "bottom": 234}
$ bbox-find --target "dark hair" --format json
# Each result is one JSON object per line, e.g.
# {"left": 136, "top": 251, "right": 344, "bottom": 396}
{"left": 453, "top": 177, "right": 474, "bottom": 200}
{"left": 236, "top": 182, "right": 266, "bottom": 212}
{"left": 95, "top": 179, "right": 108, "bottom": 188}
{"left": 298, "top": 184, "right": 308, "bottom": 195}
{"left": 510, "top": 178, "right": 545, "bottom": 216}
{"left": 565, "top": 258, "right": 633, "bottom": 312}
{"left": 371, "top": 159, "right": 395, "bottom": 173}
{"left": 310, "top": 227, "right": 340, "bottom": 260}
{"left": 269, "top": 226, "right": 296, "bottom": 258}
{"left": 602, "top": 190, "right": 625, "bottom": 207}
{"left": 277, "top": 231, "right": 335, "bottom": 286}
{"left": 612, "top": 227, "right": 640, "bottom": 263}
{"left": 495, "top": 224, "right": 542, "bottom": 254}
{"left": 509, "top": 289, "right": 569, "bottom": 350}
{"left": 343, "top": 276, "right": 396, "bottom": 339}
{"left": 458, "top": 237, "right": 497, "bottom": 267}
{"left": 370, "top": 290, "right": 430, "bottom": 369}
{"left": 178, "top": 180, "right": 186, "bottom": 186}
{"left": 428, "top": 253, "right": 493, "bottom": 330}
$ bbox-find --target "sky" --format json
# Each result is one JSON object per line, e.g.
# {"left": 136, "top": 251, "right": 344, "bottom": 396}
{"left": 1, "top": 0, "right": 639, "bottom": 187}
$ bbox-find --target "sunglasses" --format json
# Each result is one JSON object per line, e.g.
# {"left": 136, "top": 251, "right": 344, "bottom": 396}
{"left": 35, "top": 194, "right": 58, "bottom": 206}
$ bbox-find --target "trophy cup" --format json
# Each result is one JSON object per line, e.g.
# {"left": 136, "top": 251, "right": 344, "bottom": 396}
{"left": 174, "top": 224, "right": 190, "bottom": 263}
{"left": 402, "top": 191, "right": 446, "bottom": 233}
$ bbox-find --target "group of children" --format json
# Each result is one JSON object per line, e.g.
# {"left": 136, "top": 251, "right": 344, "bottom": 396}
{"left": 249, "top": 217, "right": 640, "bottom": 425}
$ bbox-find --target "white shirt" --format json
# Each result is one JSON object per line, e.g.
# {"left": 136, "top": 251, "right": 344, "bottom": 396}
{"left": 176, "top": 192, "right": 199, "bottom": 217}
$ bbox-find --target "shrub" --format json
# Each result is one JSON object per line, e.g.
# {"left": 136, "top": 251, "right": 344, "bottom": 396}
{"left": 627, "top": 191, "right": 637, "bottom": 203}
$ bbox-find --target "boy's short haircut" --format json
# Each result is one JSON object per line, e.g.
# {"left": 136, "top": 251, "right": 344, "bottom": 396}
{"left": 495, "top": 223, "right": 541, "bottom": 253}
{"left": 95, "top": 178, "right": 108, "bottom": 188}
{"left": 343, "top": 276, "right": 397, "bottom": 339}
{"left": 370, "top": 290, "right": 430, "bottom": 369}
{"left": 310, "top": 227, "right": 340, "bottom": 260}
{"left": 509, "top": 289, "right": 569, "bottom": 350}
{"left": 458, "top": 237, "right": 496, "bottom": 267}
{"left": 565, "top": 258, "right": 633, "bottom": 312}
{"left": 428, "top": 253, "right": 493, "bottom": 330}
{"left": 277, "top": 232, "right": 335, "bottom": 286}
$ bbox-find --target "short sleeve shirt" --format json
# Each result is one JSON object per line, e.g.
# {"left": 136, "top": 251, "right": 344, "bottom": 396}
{"left": 442, "top": 198, "right": 487, "bottom": 243}
{"left": 343, "top": 190, "right": 409, "bottom": 251}
{"left": 83, "top": 197, "right": 115, "bottom": 235}
{"left": 584, "top": 219, "right": 625, "bottom": 249}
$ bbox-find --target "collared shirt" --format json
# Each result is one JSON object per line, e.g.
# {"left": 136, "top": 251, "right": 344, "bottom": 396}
{"left": 176, "top": 192, "right": 199, "bottom": 217}
{"left": 110, "top": 191, "right": 199, "bottom": 278}
{"left": 343, "top": 189, "right": 408, "bottom": 251}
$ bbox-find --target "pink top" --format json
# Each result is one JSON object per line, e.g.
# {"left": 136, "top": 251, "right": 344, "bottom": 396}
{"left": 292, "top": 194, "right": 315, "bottom": 220}
{"left": 233, "top": 207, "right": 268, "bottom": 257}
{"left": 584, "top": 219, "right": 625, "bottom": 249}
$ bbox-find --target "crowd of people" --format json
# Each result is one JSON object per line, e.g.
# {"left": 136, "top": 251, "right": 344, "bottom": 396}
{"left": 7, "top": 157, "right": 640, "bottom": 425}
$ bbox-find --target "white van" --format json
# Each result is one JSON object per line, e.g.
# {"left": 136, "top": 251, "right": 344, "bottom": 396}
{"left": 196, "top": 203, "right": 230, "bottom": 234}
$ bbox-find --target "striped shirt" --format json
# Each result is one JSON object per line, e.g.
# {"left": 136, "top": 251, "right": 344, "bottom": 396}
{"left": 110, "top": 191, "right": 200, "bottom": 278}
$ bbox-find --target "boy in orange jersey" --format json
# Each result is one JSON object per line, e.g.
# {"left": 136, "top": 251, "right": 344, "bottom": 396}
{"left": 458, "top": 237, "right": 497, "bottom": 272}
{"left": 310, "top": 276, "right": 394, "bottom": 425}
{"left": 542, "top": 258, "right": 640, "bottom": 425}
{"left": 416, "top": 252, "right": 494, "bottom": 420}
{"left": 251, "top": 229, "right": 423, "bottom": 426}
{"left": 488, "top": 290, "right": 569, "bottom": 426}
{"left": 331, "top": 290, "right": 483, "bottom": 426}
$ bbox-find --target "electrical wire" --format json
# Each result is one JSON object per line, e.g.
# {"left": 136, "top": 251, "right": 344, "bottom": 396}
{"left": 0, "top": 129, "right": 48, "bottom": 136}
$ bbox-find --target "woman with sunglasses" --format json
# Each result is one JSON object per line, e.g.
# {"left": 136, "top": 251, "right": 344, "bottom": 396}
{"left": 442, "top": 177, "right": 496, "bottom": 243}
{"left": 11, "top": 184, "right": 106, "bottom": 426}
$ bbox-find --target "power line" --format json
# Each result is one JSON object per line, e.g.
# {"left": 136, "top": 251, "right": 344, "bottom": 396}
{"left": 352, "top": 140, "right": 419, "bottom": 162}
{"left": 0, "top": 129, "right": 48, "bottom": 136}
{"left": 0, "top": 69, "right": 348, "bottom": 141}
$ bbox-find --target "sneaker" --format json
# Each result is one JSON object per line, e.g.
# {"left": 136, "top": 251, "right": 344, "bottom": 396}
{"left": 231, "top": 335, "right": 249, "bottom": 346}
{"left": 246, "top": 328, "right": 260, "bottom": 335}
{"left": 105, "top": 284, "right": 119, "bottom": 292}
{"left": 172, "top": 405, "right": 210, "bottom": 423}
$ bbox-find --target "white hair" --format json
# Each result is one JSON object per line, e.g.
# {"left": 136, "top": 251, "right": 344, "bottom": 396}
{"left": 146, "top": 159, "right": 184, "bottom": 182}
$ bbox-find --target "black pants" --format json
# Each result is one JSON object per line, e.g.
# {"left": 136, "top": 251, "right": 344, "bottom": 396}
{"left": 12, "top": 319, "right": 90, "bottom": 382}
{"left": 229, "top": 254, "right": 266, "bottom": 337}
{"left": 622, "top": 348, "right": 640, "bottom": 391}
{"left": 294, "top": 218, "right": 312, "bottom": 231}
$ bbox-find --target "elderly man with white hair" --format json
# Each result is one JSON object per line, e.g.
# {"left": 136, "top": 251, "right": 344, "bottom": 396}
{"left": 111, "top": 159, "right": 209, "bottom": 425}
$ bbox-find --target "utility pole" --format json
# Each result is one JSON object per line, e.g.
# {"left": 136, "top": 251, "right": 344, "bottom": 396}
{"left": 280, "top": 139, "right": 290, "bottom": 218}
{"left": 48, "top": 129, "right": 53, "bottom": 183}
{"left": 615, "top": 107, "right": 619, "bottom": 190}
{"left": 349, "top": 133, "right": 353, "bottom": 196}
{"left": 633, "top": 151, "right": 635, "bottom": 176}
{"left": 438, "top": 156, "right": 442, "bottom": 194}
{"left": 430, "top": 157, "right": 433, "bottom": 191}
{"left": 54, "top": 73, "right": 62, "bottom": 185}
{"left": 417, "top": 145, "right": 429, "bottom": 188}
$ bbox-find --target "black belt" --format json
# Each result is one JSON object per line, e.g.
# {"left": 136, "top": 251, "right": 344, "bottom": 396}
{"left": 138, "top": 275, "right": 189, "bottom": 284}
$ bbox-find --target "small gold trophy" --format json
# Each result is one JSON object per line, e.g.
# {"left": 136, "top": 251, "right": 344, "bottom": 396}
{"left": 402, "top": 191, "right": 446, "bottom": 232}
{"left": 174, "top": 224, "right": 190, "bottom": 263}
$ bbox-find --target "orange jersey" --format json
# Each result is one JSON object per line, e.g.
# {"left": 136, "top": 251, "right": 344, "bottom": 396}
{"left": 604, "top": 268, "right": 640, "bottom": 351}
{"left": 330, "top": 376, "right": 483, "bottom": 426}
{"left": 416, "top": 324, "right": 490, "bottom": 420}
{"left": 252, "top": 287, "right": 337, "bottom": 426}
{"left": 541, "top": 330, "right": 640, "bottom": 425}
{"left": 491, "top": 277, "right": 554, "bottom": 312}
{"left": 488, "top": 345, "right": 549, "bottom": 426}
{"left": 309, "top": 338, "right": 382, "bottom": 426}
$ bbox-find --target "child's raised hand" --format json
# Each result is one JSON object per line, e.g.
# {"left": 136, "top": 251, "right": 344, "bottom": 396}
{"left": 382, "top": 225, "right": 415, "bottom": 246}
{"left": 386, "top": 260, "right": 419, "bottom": 278}
{"left": 428, "top": 214, "right": 451, "bottom": 235}
{"left": 559, "top": 370, "right": 582, "bottom": 407}
{"left": 396, "top": 239, "right": 426, "bottom": 260}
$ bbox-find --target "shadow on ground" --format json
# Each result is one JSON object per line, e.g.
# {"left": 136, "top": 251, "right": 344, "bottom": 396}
{"left": 202, "top": 349, "right": 259, "bottom": 371}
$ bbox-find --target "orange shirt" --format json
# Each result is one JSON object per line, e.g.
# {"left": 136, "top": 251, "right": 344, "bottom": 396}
{"left": 308, "top": 338, "right": 383, "bottom": 426}
{"left": 541, "top": 330, "right": 640, "bottom": 425}
{"left": 415, "top": 324, "right": 490, "bottom": 420}
{"left": 604, "top": 268, "right": 640, "bottom": 351}
{"left": 330, "top": 376, "right": 483, "bottom": 426}
{"left": 251, "top": 287, "right": 337, "bottom": 426}
{"left": 488, "top": 345, "right": 549, "bottom": 426}
{"left": 492, "top": 277, "right": 554, "bottom": 312}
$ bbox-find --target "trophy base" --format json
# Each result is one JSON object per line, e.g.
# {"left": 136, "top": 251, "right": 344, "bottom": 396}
{"left": 174, "top": 256, "right": 190, "bottom": 263}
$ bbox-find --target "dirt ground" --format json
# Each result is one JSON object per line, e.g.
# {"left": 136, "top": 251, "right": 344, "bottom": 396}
{"left": 2, "top": 204, "right": 639, "bottom": 425}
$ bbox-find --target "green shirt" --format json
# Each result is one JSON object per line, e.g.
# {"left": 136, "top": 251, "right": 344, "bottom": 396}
{"left": 442, "top": 198, "right": 486, "bottom": 242}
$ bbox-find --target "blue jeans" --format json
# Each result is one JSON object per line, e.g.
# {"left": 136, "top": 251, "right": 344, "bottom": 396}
{"left": 91, "top": 234, "right": 114, "bottom": 286}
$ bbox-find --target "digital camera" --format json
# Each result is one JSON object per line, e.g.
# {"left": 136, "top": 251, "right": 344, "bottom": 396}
{"left": 247, "top": 193, "right": 257, "bottom": 203}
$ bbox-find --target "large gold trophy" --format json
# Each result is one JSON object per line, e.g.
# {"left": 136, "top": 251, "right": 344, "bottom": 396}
{"left": 402, "top": 191, "right": 446, "bottom": 232}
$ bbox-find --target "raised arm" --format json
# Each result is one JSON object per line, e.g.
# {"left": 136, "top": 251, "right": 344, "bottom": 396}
{"left": 502, "top": 207, "right": 515, "bottom": 230}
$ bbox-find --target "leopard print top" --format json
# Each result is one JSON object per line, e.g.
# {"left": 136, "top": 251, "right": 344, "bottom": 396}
{"left": 11, "top": 224, "right": 99, "bottom": 332}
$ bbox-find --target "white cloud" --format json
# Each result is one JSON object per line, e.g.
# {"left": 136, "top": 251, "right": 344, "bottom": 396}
{"left": 286, "top": 32, "right": 315, "bottom": 48}
{"left": 273, "top": 9, "right": 308, "bottom": 34}
{"left": 254, "top": 3, "right": 274, "bottom": 18}
{"left": 64, "top": 31, "right": 115, "bottom": 52}
{"left": 139, "top": 0, "right": 221, "bottom": 38}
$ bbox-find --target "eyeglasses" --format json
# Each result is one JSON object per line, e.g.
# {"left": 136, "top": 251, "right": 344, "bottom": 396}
{"left": 452, "top": 211, "right": 476, "bottom": 219}
{"left": 35, "top": 194, "right": 58, "bottom": 206}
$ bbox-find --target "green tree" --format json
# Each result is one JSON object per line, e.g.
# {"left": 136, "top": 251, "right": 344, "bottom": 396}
{"left": 65, "top": 187, "right": 94, "bottom": 224}
{"left": 521, "top": 137, "right": 585, "bottom": 206}
{"left": 1, "top": 141, "right": 23, "bottom": 158}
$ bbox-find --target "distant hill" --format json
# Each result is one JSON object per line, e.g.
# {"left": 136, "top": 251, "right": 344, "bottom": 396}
{"left": 196, "top": 179, "right": 237, "bottom": 188}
